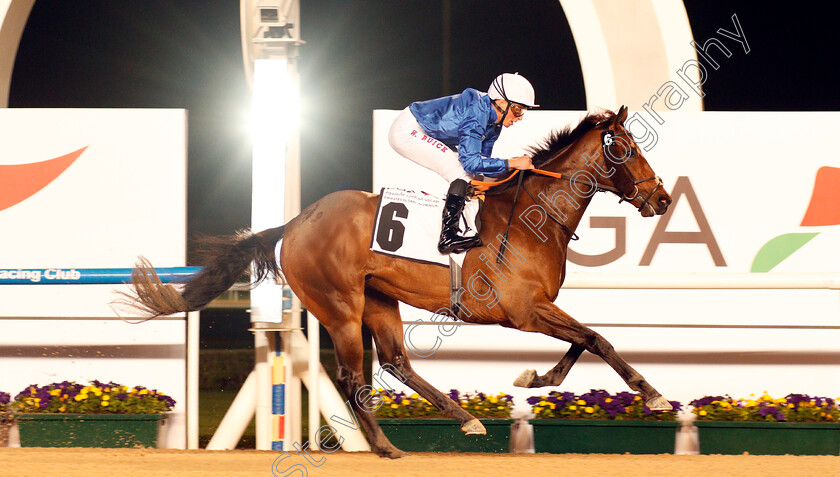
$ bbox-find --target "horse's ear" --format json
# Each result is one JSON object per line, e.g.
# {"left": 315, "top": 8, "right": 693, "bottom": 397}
{"left": 614, "top": 105, "right": 628, "bottom": 125}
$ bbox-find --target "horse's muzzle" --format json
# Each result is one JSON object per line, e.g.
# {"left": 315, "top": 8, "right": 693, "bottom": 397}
{"left": 655, "top": 192, "right": 672, "bottom": 215}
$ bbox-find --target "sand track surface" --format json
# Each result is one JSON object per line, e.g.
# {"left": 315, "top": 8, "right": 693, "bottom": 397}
{"left": 2, "top": 448, "right": 840, "bottom": 477}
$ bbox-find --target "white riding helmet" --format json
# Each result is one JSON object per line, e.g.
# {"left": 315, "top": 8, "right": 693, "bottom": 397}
{"left": 487, "top": 73, "right": 539, "bottom": 108}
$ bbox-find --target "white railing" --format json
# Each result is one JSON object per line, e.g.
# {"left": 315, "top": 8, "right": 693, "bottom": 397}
{"left": 561, "top": 272, "right": 840, "bottom": 290}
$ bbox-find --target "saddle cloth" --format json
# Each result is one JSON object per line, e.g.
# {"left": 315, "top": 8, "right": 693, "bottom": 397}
{"left": 370, "top": 187, "right": 479, "bottom": 267}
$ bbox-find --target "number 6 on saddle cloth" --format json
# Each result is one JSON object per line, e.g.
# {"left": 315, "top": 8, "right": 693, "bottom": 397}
{"left": 370, "top": 187, "right": 480, "bottom": 267}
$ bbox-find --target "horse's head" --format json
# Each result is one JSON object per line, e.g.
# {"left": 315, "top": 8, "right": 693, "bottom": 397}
{"left": 591, "top": 106, "right": 672, "bottom": 217}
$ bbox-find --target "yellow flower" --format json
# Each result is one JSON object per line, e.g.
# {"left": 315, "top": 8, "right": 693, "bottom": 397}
{"left": 33, "top": 398, "right": 41, "bottom": 404}
{"left": 720, "top": 401, "right": 731, "bottom": 408}
{"left": 549, "top": 403, "right": 556, "bottom": 409}
{"left": 604, "top": 398, "right": 612, "bottom": 403}
{"left": 390, "top": 403, "right": 398, "bottom": 409}
{"left": 410, "top": 393, "right": 419, "bottom": 399}
{"left": 539, "top": 400, "right": 548, "bottom": 407}
{"left": 788, "top": 403, "right": 795, "bottom": 408}
{"left": 497, "top": 406, "right": 505, "bottom": 410}
{"left": 138, "top": 389, "right": 148, "bottom": 395}
{"left": 58, "top": 405, "right": 66, "bottom": 412}
{"left": 382, "top": 395, "right": 392, "bottom": 402}
{"left": 50, "top": 389, "right": 62, "bottom": 396}
{"left": 699, "top": 410, "right": 708, "bottom": 416}
{"left": 490, "top": 397, "right": 498, "bottom": 404}
{"left": 576, "top": 399, "right": 586, "bottom": 406}
{"left": 74, "top": 394, "right": 84, "bottom": 402}
{"left": 92, "top": 388, "right": 102, "bottom": 397}
{"left": 584, "top": 406, "right": 594, "bottom": 413}
{"left": 101, "top": 401, "right": 109, "bottom": 407}
{"left": 634, "top": 396, "right": 642, "bottom": 401}
{"left": 102, "top": 395, "right": 110, "bottom": 401}
{"left": 534, "top": 407, "right": 543, "bottom": 414}
{"left": 569, "top": 405, "right": 577, "bottom": 411}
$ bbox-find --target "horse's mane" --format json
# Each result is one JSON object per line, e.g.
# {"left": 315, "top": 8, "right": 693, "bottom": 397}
{"left": 484, "top": 110, "right": 615, "bottom": 195}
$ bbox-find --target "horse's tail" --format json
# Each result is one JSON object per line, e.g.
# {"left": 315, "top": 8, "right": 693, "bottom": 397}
{"left": 120, "top": 225, "right": 287, "bottom": 317}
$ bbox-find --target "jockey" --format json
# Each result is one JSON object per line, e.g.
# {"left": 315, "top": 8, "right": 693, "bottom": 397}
{"left": 388, "top": 73, "right": 537, "bottom": 254}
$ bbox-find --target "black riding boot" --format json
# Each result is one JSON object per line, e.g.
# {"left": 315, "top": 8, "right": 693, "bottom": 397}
{"left": 438, "top": 179, "right": 482, "bottom": 254}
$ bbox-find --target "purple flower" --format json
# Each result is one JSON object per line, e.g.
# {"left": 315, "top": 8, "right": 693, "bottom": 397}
{"left": 758, "top": 406, "right": 781, "bottom": 420}
{"left": 526, "top": 396, "right": 542, "bottom": 405}
{"left": 116, "top": 393, "right": 128, "bottom": 400}
{"left": 448, "top": 389, "right": 459, "bottom": 402}
{"left": 0, "top": 391, "right": 10, "bottom": 406}
{"left": 689, "top": 395, "right": 726, "bottom": 407}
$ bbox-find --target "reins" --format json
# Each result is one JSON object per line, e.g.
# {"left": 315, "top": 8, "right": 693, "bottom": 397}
{"left": 471, "top": 168, "right": 564, "bottom": 192}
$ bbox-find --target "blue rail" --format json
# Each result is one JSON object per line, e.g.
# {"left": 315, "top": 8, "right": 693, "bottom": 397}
{"left": 0, "top": 267, "right": 202, "bottom": 285}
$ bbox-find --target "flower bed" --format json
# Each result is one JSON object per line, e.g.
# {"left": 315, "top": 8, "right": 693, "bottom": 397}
{"left": 527, "top": 389, "right": 682, "bottom": 454}
{"left": 12, "top": 381, "right": 175, "bottom": 448}
{"left": 12, "top": 380, "right": 175, "bottom": 414}
{"left": 690, "top": 392, "right": 840, "bottom": 455}
{"left": 0, "top": 391, "right": 11, "bottom": 447}
{"left": 373, "top": 389, "right": 514, "bottom": 452}
{"left": 373, "top": 389, "right": 513, "bottom": 419}
{"left": 690, "top": 392, "right": 839, "bottom": 423}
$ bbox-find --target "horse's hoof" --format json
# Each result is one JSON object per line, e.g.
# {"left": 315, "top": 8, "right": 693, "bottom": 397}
{"left": 646, "top": 395, "right": 673, "bottom": 411}
{"left": 513, "top": 369, "right": 537, "bottom": 388}
{"left": 377, "top": 446, "right": 408, "bottom": 459}
{"left": 461, "top": 418, "right": 486, "bottom": 435}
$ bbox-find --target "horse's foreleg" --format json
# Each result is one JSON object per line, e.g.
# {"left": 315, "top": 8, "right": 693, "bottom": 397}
{"left": 363, "top": 289, "right": 486, "bottom": 435}
{"left": 513, "top": 302, "right": 671, "bottom": 410}
{"left": 513, "top": 343, "right": 584, "bottom": 388}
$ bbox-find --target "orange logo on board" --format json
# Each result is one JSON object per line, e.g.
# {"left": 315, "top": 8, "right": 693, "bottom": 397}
{"left": 0, "top": 146, "right": 87, "bottom": 212}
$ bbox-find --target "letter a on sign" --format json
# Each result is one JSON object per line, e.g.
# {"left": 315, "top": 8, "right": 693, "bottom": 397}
{"left": 640, "top": 176, "right": 726, "bottom": 266}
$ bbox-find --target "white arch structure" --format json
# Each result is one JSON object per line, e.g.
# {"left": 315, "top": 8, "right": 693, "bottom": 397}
{"left": 0, "top": 0, "right": 701, "bottom": 451}
{"left": 0, "top": 0, "right": 33, "bottom": 107}
{"left": 559, "top": 0, "right": 702, "bottom": 111}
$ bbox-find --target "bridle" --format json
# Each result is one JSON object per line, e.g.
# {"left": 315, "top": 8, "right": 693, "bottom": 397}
{"left": 480, "top": 123, "right": 665, "bottom": 260}
{"left": 598, "top": 129, "right": 664, "bottom": 214}
{"left": 472, "top": 125, "right": 663, "bottom": 213}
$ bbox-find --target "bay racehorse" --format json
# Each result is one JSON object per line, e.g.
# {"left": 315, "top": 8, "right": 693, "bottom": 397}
{"left": 124, "top": 106, "right": 673, "bottom": 458}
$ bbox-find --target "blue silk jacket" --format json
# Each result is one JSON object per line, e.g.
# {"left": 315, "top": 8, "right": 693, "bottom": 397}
{"left": 408, "top": 88, "right": 509, "bottom": 176}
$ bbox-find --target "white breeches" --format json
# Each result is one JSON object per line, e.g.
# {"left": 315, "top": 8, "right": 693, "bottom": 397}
{"left": 388, "top": 107, "right": 471, "bottom": 183}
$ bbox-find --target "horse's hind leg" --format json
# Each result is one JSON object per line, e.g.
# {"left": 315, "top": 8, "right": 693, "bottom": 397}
{"left": 363, "top": 288, "right": 486, "bottom": 435}
{"left": 325, "top": 317, "right": 407, "bottom": 459}
{"left": 512, "top": 302, "right": 672, "bottom": 410}
{"left": 513, "top": 344, "right": 584, "bottom": 389}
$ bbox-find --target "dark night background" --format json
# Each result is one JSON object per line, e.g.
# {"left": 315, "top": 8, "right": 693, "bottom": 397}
{"left": 8, "top": 1, "right": 839, "bottom": 246}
